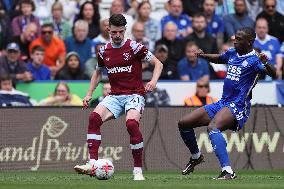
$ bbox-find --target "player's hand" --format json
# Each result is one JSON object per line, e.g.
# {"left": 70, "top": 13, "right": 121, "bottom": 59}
{"left": 195, "top": 49, "right": 204, "bottom": 57}
{"left": 145, "top": 80, "right": 156, "bottom": 92}
{"left": 83, "top": 95, "right": 92, "bottom": 109}
{"left": 258, "top": 53, "right": 268, "bottom": 64}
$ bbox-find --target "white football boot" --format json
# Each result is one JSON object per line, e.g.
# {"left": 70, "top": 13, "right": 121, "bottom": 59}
{"left": 74, "top": 162, "right": 96, "bottom": 177}
{"left": 133, "top": 169, "right": 145, "bottom": 181}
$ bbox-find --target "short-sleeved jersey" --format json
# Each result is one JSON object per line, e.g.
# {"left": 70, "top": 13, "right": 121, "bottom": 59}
{"left": 220, "top": 48, "right": 265, "bottom": 107}
{"left": 97, "top": 39, "right": 152, "bottom": 96}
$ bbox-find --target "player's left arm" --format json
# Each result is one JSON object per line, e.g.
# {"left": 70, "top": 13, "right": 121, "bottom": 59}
{"left": 258, "top": 53, "right": 276, "bottom": 78}
{"left": 145, "top": 55, "right": 163, "bottom": 92}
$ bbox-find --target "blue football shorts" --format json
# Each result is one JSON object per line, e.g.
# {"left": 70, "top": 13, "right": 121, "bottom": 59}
{"left": 204, "top": 100, "right": 250, "bottom": 131}
{"left": 99, "top": 94, "right": 145, "bottom": 119}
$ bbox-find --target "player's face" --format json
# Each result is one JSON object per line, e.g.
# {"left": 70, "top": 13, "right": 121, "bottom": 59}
{"left": 232, "top": 31, "right": 247, "bottom": 52}
{"left": 0, "top": 80, "right": 13, "bottom": 91}
{"left": 109, "top": 25, "right": 126, "bottom": 45}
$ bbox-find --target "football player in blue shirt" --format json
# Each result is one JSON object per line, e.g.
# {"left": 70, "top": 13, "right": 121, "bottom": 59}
{"left": 178, "top": 27, "right": 276, "bottom": 180}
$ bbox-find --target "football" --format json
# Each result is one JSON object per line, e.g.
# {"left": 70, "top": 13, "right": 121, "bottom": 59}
{"left": 94, "top": 159, "right": 115, "bottom": 180}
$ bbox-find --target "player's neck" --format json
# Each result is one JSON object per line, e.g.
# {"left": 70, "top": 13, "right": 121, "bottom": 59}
{"left": 237, "top": 48, "right": 253, "bottom": 56}
{"left": 111, "top": 39, "right": 126, "bottom": 48}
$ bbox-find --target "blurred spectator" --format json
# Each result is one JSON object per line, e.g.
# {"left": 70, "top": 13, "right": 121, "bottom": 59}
{"left": 27, "top": 45, "right": 51, "bottom": 80}
{"left": 0, "top": 42, "right": 32, "bottom": 85}
{"left": 0, "top": 0, "right": 21, "bottom": 20}
{"left": 257, "top": 0, "right": 284, "bottom": 42}
{"left": 126, "top": 0, "right": 139, "bottom": 17}
{"left": 203, "top": 0, "right": 224, "bottom": 49}
{"left": 39, "top": 81, "right": 83, "bottom": 106}
{"left": 155, "top": 44, "right": 179, "bottom": 80}
{"left": 110, "top": 0, "right": 134, "bottom": 39}
{"left": 178, "top": 42, "right": 209, "bottom": 81}
{"left": 184, "top": 12, "right": 218, "bottom": 54}
{"left": 12, "top": 22, "right": 37, "bottom": 62}
{"left": 161, "top": 0, "right": 192, "bottom": 40}
{"left": 90, "top": 81, "right": 111, "bottom": 107}
{"left": 65, "top": 19, "right": 92, "bottom": 68}
{"left": 136, "top": 1, "right": 161, "bottom": 43}
{"left": 245, "top": 0, "right": 263, "bottom": 21}
{"left": 55, "top": 51, "right": 89, "bottom": 80}
{"left": 132, "top": 21, "right": 154, "bottom": 52}
{"left": 0, "top": 3, "right": 12, "bottom": 52}
{"left": 223, "top": 0, "right": 254, "bottom": 39}
{"left": 276, "top": 0, "right": 284, "bottom": 15}
{"left": 11, "top": 0, "right": 40, "bottom": 37}
{"left": 34, "top": 0, "right": 54, "bottom": 23}
{"left": 209, "top": 42, "right": 231, "bottom": 79}
{"left": 57, "top": 0, "right": 84, "bottom": 24}
{"left": 155, "top": 22, "right": 184, "bottom": 64}
{"left": 145, "top": 87, "right": 171, "bottom": 106}
{"left": 184, "top": 77, "right": 217, "bottom": 106}
{"left": 75, "top": 1, "right": 100, "bottom": 39}
{"left": 254, "top": 17, "right": 282, "bottom": 80}
{"left": 216, "top": 0, "right": 235, "bottom": 16}
{"left": 29, "top": 23, "right": 66, "bottom": 77}
{"left": 51, "top": 1, "right": 72, "bottom": 40}
{"left": 0, "top": 74, "right": 33, "bottom": 107}
{"left": 92, "top": 18, "right": 110, "bottom": 57}
{"left": 85, "top": 43, "right": 105, "bottom": 79}
{"left": 182, "top": 0, "right": 204, "bottom": 17}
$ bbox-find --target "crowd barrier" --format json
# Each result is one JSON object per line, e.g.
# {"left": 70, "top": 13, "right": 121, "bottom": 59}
{"left": 1, "top": 106, "right": 284, "bottom": 171}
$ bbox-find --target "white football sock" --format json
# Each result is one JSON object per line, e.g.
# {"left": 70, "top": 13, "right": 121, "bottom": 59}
{"left": 222, "top": 166, "right": 233, "bottom": 174}
{"left": 192, "top": 152, "right": 201, "bottom": 159}
{"left": 133, "top": 167, "right": 142, "bottom": 174}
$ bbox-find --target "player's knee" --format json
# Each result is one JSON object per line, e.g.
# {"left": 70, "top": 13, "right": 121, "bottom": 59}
{"left": 126, "top": 119, "right": 140, "bottom": 134}
{"left": 89, "top": 112, "right": 103, "bottom": 127}
{"left": 178, "top": 119, "right": 185, "bottom": 129}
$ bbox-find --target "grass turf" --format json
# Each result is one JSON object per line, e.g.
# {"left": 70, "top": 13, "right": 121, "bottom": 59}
{"left": 0, "top": 170, "right": 284, "bottom": 189}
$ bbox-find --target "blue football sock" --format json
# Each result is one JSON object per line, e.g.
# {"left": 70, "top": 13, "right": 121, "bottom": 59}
{"left": 209, "top": 128, "right": 230, "bottom": 168}
{"left": 179, "top": 127, "right": 200, "bottom": 155}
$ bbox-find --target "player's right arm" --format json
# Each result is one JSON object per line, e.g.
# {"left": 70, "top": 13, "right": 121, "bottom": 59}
{"left": 83, "top": 45, "right": 105, "bottom": 108}
{"left": 195, "top": 49, "right": 228, "bottom": 64}
{"left": 83, "top": 69, "right": 102, "bottom": 109}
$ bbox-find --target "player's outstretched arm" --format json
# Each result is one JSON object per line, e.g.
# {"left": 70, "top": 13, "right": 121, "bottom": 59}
{"left": 258, "top": 53, "right": 276, "bottom": 78}
{"left": 145, "top": 56, "right": 163, "bottom": 92}
{"left": 83, "top": 70, "right": 102, "bottom": 109}
{"left": 196, "top": 49, "right": 226, "bottom": 64}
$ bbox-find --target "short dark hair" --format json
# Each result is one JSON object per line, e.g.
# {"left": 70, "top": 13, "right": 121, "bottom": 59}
{"left": 20, "top": 0, "right": 35, "bottom": 11}
{"left": 238, "top": 27, "right": 256, "bottom": 40}
{"left": 192, "top": 12, "right": 206, "bottom": 20}
{"left": 109, "top": 14, "right": 127, "bottom": 27}
{"left": 0, "top": 74, "right": 11, "bottom": 82}
{"left": 41, "top": 23, "right": 54, "bottom": 30}
{"left": 31, "top": 45, "right": 45, "bottom": 54}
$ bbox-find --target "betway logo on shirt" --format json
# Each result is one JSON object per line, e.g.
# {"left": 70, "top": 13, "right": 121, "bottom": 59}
{"left": 106, "top": 65, "right": 132, "bottom": 74}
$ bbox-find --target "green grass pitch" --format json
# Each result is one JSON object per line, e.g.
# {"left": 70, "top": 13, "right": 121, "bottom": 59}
{"left": 1, "top": 170, "right": 284, "bottom": 189}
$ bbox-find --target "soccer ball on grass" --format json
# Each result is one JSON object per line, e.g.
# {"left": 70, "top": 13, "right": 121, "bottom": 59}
{"left": 94, "top": 159, "right": 114, "bottom": 180}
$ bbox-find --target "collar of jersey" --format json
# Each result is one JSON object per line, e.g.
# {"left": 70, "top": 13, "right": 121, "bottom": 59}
{"left": 111, "top": 39, "right": 127, "bottom": 48}
{"left": 237, "top": 49, "right": 256, "bottom": 57}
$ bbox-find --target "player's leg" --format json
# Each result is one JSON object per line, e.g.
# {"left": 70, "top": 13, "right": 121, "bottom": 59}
{"left": 75, "top": 96, "right": 120, "bottom": 176}
{"left": 178, "top": 107, "right": 212, "bottom": 175}
{"left": 125, "top": 95, "right": 145, "bottom": 180}
{"left": 207, "top": 107, "right": 237, "bottom": 179}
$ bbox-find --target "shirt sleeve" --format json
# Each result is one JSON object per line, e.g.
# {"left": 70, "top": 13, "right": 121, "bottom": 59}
{"left": 255, "top": 59, "right": 266, "bottom": 73}
{"left": 130, "top": 40, "right": 152, "bottom": 62}
{"left": 219, "top": 48, "right": 234, "bottom": 63}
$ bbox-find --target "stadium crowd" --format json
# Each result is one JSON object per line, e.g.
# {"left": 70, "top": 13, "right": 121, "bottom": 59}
{"left": 0, "top": 0, "right": 283, "bottom": 106}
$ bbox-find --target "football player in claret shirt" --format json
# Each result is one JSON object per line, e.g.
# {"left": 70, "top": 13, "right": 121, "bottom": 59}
{"left": 178, "top": 27, "right": 276, "bottom": 180}
{"left": 74, "top": 14, "right": 163, "bottom": 180}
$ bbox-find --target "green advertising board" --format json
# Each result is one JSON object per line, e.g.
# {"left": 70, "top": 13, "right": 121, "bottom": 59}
{"left": 16, "top": 81, "right": 103, "bottom": 102}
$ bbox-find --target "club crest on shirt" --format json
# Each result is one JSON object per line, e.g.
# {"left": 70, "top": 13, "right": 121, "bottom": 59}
{"left": 106, "top": 57, "right": 110, "bottom": 61}
{"left": 123, "top": 52, "right": 131, "bottom": 61}
{"left": 242, "top": 60, "right": 248, "bottom": 67}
